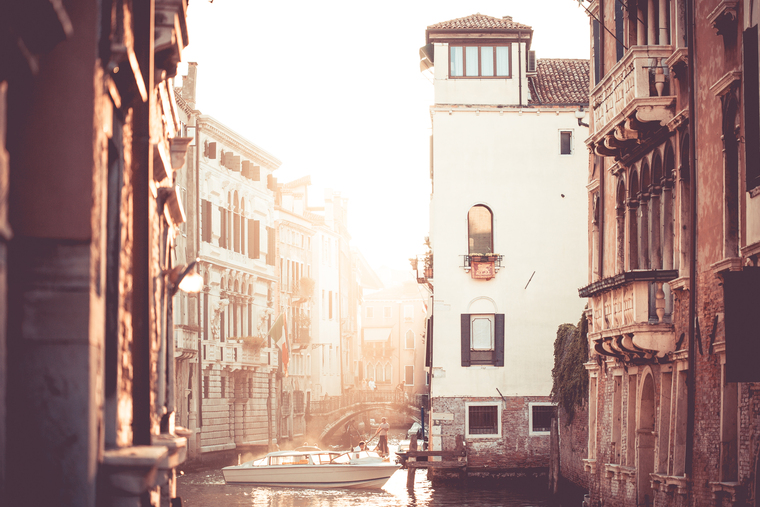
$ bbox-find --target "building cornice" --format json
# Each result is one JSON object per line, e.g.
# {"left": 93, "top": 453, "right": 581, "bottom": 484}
{"left": 197, "top": 116, "right": 282, "bottom": 170}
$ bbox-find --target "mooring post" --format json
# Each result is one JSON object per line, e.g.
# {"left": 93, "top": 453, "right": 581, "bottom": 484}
{"left": 406, "top": 433, "right": 418, "bottom": 488}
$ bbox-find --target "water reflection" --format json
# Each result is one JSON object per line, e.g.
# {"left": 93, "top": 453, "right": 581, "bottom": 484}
{"left": 177, "top": 467, "right": 551, "bottom": 507}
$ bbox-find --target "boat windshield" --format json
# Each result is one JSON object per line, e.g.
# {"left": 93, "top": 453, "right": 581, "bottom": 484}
{"left": 268, "top": 454, "right": 312, "bottom": 466}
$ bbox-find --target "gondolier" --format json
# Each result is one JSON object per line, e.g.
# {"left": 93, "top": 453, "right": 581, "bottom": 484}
{"left": 371, "top": 417, "right": 390, "bottom": 457}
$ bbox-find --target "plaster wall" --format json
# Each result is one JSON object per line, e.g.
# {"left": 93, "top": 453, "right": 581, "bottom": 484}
{"left": 433, "top": 42, "right": 529, "bottom": 106}
{"left": 430, "top": 108, "right": 588, "bottom": 398}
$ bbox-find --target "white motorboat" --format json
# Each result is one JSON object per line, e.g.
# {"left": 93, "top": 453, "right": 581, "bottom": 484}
{"left": 222, "top": 448, "right": 400, "bottom": 489}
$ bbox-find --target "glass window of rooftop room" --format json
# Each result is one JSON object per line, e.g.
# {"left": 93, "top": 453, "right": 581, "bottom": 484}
{"left": 560, "top": 131, "right": 573, "bottom": 155}
{"left": 465, "top": 46, "right": 479, "bottom": 76}
{"left": 468, "top": 205, "right": 493, "bottom": 254}
{"left": 481, "top": 46, "right": 494, "bottom": 76}
{"left": 496, "top": 46, "right": 509, "bottom": 76}
{"left": 450, "top": 46, "right": 463, "bottom": 76}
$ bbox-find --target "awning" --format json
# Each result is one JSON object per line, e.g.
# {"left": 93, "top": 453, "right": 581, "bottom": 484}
{"left": 363, "top": 328, "right": 392, "bottom": 342}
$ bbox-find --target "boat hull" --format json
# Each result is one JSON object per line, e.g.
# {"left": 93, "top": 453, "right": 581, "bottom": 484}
{"left": 222, "top": 463, "right": 399, "bottom": 489}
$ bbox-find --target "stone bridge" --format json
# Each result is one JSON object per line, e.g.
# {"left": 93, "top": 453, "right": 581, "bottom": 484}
{"left": 307, "top": 392, "right": 428, "bottom": 444}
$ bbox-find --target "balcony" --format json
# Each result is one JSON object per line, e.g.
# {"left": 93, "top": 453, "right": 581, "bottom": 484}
{"left": 580, "top": 270, "right": 678, "bottom": 362}
{"left": 589, "top": 46, "right": 676, "bottom": 159}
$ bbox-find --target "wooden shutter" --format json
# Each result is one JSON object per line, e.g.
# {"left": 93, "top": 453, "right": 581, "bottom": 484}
{"left": 219, "top": 206, "right": 226, "bottom": 248}
{"left": 242, "top": 160, "right": 251, "bottom": 178}
{"left": 232, "top": 155, "right": 241, "bottom": 172}
{"left": 253, "top": 166, "right": 261, "bottom": 181}
{"left": 724, "top": 268, "right": 760, "bottom": 382}
{"left": 202, "top": 200, "right": 211, "bottom": 242}
{"left": 267, "top": 226, "right": 275, "bottom": 265}
{"left": 593, "top": 19, "right": 601, "bottom": 86}
{"left": 233, "top": 213, "right": 240, "bottom": 252}
{"left": 249, "top": 219, "right": 260, "bottom": 259}
{"left": 744, "top": 25, "right": 760, "bottom": 188}
{"left": 494, "top": 314, "right": 505, "bottom": 367}
{"left": 206, "top": 141, "right": 216, "bottom": 159}
{"left": 425, "top": 316, "right": 433, "bottom": 367}
{"left": 461, "top": 314, "right": 471, "bottom": 367}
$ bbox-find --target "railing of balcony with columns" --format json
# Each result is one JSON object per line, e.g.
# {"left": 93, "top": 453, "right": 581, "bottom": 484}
{"left": 590, "top": 46, "right": 675, "bottom": 140}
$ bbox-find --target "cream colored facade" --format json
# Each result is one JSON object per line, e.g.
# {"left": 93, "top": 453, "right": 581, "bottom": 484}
{"left": 424, "top": 14, "right": 588, "bottom": 472}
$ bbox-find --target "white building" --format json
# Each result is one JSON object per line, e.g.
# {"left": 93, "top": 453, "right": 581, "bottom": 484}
{"left": 424, "top": 13, "right": 589, "bottom": 473}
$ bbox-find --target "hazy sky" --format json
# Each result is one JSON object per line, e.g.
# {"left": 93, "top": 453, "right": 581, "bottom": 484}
{"left": 181, "top": 1, "right": 590, "bottom": 273}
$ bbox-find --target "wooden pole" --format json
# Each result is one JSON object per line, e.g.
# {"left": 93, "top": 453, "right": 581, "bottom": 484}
{"left": 406, "top": 433, "right": 418, "bottom": 488}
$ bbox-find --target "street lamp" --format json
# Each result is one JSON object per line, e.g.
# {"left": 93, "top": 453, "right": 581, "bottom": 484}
{"left": 575, "top": 106, "right": 589, "bottom": 128}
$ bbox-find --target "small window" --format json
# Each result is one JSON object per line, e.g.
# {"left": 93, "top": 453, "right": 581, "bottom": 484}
{"left": 405, "top": 330, "right": 415, "bottom": 349}
{"left": 203, "top": 375, "right": 209, "bottom": 398}
{"left": 530, "top": 404, "right": 556, "bottom": 434}
{"left": 383, "top": 306, "right": 392, "bottom": 318}
{"left": 220, "top": 377, "right": 226, "bottom": 398}
{"left": 560, "top": 131, "right": 573, "bottom": 155}
{"left": 366, "top": 306, "right": 374, "bottom": 318}
{"left": 404, "top": 304, "right": 414, "bottom": 321}
{"left": 468, "top": 205, "right": 493, "bottom": 254}
{"left": 467, "top": 404, "right": 499, "bottom": 436}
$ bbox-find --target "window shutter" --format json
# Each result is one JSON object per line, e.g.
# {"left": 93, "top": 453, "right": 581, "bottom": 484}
{"left": 743, "top": 25, "right": 760, "bottom": 188}
{"left": 494, "top": 314, "right": 505, "bottom": 367}
{"left": 202, "top": 200, "right": 211, "bottom": 242}
{"left": 593, "top": 20, "right": 601, "bottom": 86}
{"left": 219, "top": 206, "right": 226, "bottom": 248}
{"left": 461, "top": 314, "right": 471, "bottom": 367}
{"left": 249, "top": 219, "right": 260, "bottom": 259}
{"left": 425, "top": 316, "right": 433, "bottom": 367}
{"left": 724, "top": 268, "right": 760, "bottom": 382}
{"left": 614, "top": 0, "right": 624, "bottom": 61}
{"left": 253, "top": 166, "right": 261, "bottom": 181}
{"left": 233, "top": 213, "right": 240, "bottom": 252}
{"left": 232, "top": 155, "right": 241, "bottom": 172}
{"left": 267, "top": 226, "right": 275, "bottom": 265}
{"left": 242, "top": 160, "right": 251, "bottom": 178}
{"left": 206, "top": 141, "right": 217, "bottom": 159}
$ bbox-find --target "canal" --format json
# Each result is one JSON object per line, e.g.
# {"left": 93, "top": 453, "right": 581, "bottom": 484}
{"left": 177, "top": 431, "right": 581, "bottom": 507}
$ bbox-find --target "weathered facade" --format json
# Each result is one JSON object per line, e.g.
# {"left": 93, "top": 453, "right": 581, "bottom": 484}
{"left": 422, "top": 13, "right": 589, "bottom": 477}
{"left": 0, "top": 0, "right": 191, "bottom": 505}
{"left": 578, "top": 0, "right": 760, "bottom": 505}
{"left": 174, "top": 65, "right": 282, "bottom": 458}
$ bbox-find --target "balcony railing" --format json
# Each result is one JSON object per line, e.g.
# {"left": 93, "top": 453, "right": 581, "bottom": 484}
{"left": 589, "top": 46, "right": 676, "bottom": 157}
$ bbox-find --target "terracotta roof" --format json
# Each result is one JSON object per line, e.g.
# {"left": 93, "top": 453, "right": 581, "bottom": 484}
{"left": 427, "top": 13, "right": 531, "bottom": 31}
{"left": 528, "top": 58, "right": 590, "bottom": 106}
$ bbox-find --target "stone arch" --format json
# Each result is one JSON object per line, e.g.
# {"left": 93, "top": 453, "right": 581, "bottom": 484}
{"left": 628, "top": 168, "right": 640, "bottom": 270}
{"left": 637, "top": 369, "right": 656, "bottom": 506}
{"left": 638, "top": 159, "right": 651, "bottom": 269}
{"left": 467, "top": 296, "right": 498, "bottom": 314}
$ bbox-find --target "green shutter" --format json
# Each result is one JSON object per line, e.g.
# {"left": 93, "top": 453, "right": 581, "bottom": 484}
{"left": 494, "top": 314, "right": 505, "bottom": 367}
{"left": 461, "top": 314, "right": 471, "bottom": 367}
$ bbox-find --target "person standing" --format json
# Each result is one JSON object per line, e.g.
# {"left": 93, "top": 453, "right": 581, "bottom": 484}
{"left": 372, "top": 417, "right": 390, "bottom": 457}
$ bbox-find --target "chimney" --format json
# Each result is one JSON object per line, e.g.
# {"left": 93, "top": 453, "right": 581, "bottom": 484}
{"left": 182, "top": 62, "right": 198, "bottom": 109}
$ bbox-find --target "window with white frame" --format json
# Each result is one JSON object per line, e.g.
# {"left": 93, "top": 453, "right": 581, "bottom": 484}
{"left": 383, "top": 306, "right": 392, "bottom": 318}
{"left": 449, "top": 44, "right": 511, "bottom": 78}
{"left": 366, "top": 306, "right": 374, "bottom": 318}
{"left": 529, "top": 402, "right": 556, "bottom": 435}
{"left": 465, "top": 401, "right": 502, "bottom": 438}
{"left": 404, "top": 304, "right": 414, "bottom": 322}
{"left": 560, "top": 130, "right": 573, "bottom": 155}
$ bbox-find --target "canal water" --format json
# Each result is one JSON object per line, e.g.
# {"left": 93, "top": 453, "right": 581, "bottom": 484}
{"left": 177, "top": 429, "right": 579, "bottom": 506}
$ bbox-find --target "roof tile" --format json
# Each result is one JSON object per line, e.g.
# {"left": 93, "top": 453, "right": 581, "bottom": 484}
{"left": 528, "top": 58, "right": 590, "bottom": 105}
{"left": 427, "top": 13, "right": 531, "bottom": 31}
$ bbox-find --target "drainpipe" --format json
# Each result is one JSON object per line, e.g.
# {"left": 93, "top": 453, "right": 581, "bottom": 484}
{"left": 196, "top": 120, "right": 203, "bottom": 432}
{"left": 518, "top": 33, "right": 523, "bottom": 106}
{"left": 132, "top": 0, "right": 155, "bottom": 446}
{"left": 684, "top": 0, "right": 698, "bottom": 480}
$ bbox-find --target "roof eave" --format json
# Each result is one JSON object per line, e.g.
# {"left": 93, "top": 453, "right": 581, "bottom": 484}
{"left": 426, "top": 28, "right": 533, "bottom": 47}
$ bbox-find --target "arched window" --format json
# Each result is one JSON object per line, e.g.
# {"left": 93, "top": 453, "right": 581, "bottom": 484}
{"left": 663, "top": 144, "right": 676, "bottom": 270}
{"left": 384, "top": 363, "right": 392, "bottom": 384}
{"left": 628, "top": 169, "right": 640, "bottom": 271}
{"left": 240, "top": 199, "right": 246, "bottom": 256}
{"left": 616, "top": 180, "right": 627, "bottom": 274}
{"left": 405, "top": 330, "right": 414, "bottom": 349}
{"left": 233, "top": 191, "right": 240, "bottom": 253}
{"left": 650, "top": 152, "right": 663, "bottom": 269}
{"left": 639, "top": 161, "right": 651, "bottom": 269}
{"left": 468, "top": 205, "right": 493, "bottom": 254}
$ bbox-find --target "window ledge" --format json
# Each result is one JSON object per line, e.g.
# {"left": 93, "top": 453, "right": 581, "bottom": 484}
{"left": 583, "top": 458, "right": 597, "bottom": 473}
{"left": 710, "top": 481, "right": 741, "bottom": 501}
{"left": 652, "top": 474, "right": 690, "bottom": 495}
{"left": 711, "top": 257, "right": 743, "bottom": 275}
{"left": 101, "top": 446, "right": 168, "bottom": 496}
